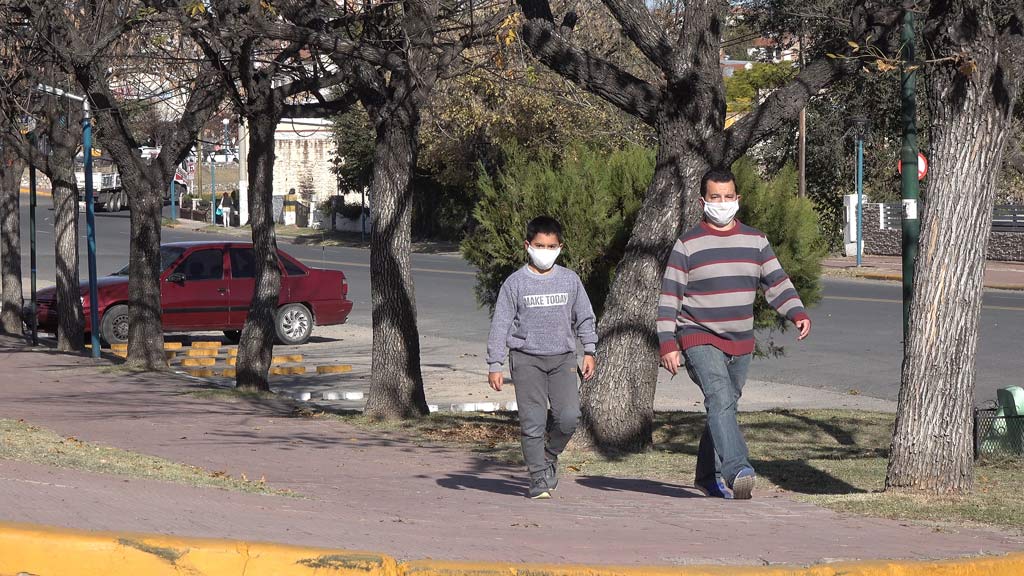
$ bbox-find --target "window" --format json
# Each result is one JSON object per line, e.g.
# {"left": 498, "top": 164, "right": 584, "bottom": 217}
{"left": 229, "top": 248, "right": 256, "bottom": 279}
{"left": 280, "top": 254, "right": 307, "bottom": 276}
{"left": 115, "top": 246, "right": 185, "bottom": 276}
{"left": 175, "top": 249, "right": 224, "bottom": 281}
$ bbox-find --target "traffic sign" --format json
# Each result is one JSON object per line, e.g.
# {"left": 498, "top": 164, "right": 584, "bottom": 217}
{"left": 897, "top": 153, "right": 928, "bottom": 181}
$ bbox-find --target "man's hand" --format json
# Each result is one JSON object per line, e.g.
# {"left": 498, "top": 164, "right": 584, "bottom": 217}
{"left": 581, "top": 355, "right": 596, "bottom": 381}
{"left": 795, "top": 318, "right": 812, "bottom": 340}
{"left": 660, "top": 350, "right": 682, "bottom": 375}
{"left": 488, "top": 371, "right": 504, "bottom": 392}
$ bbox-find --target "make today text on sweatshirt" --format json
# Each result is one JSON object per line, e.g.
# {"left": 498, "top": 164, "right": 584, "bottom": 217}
{"left": 486, "top": 265, "right": 598, "bottom": 373}
{"left": 657, "top": 221, "right": 810, "bottom": 357}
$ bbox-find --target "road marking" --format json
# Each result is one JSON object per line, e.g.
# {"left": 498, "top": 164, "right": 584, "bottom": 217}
{"left": 825, "top": 295, "right": 1024, "bottom": 312}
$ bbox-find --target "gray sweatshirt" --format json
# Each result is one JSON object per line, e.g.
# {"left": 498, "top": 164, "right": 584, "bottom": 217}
{"left": 486, "top": 265, "right": 598, "bottom": 372}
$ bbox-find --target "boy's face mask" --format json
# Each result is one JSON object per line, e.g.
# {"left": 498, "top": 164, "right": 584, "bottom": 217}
{"left": 527, "top": 246, "right": 561, "bottom": 271}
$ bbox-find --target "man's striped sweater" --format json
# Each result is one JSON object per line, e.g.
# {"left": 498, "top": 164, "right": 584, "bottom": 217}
{"left": 657, "top": 220, "right": 810, "bottom": 357}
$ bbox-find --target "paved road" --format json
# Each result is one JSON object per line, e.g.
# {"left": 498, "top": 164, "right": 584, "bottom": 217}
{"left": 12, "top": 196, "right": 1024, "bottom": 403}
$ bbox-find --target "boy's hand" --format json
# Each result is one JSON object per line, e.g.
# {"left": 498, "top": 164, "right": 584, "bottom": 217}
{"left": 488, "top": 371, "right": 504, "bottom": 392}
{"left": 660, "top": 351, "right": 681, "bottom": 375}
{"left": 581, "top": 355, "right": 596, "bottom": 381}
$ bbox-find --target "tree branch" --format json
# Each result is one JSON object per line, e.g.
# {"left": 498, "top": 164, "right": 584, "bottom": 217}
{"left": 600, "top": 0, "right": 675, "bottom": 71}
{"left": 518, "top": 17, "right": 660, "bottom": 125}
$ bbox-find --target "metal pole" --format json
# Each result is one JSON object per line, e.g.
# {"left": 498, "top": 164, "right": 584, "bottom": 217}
{"left": 360, "top": 187, "right": 366, "bottom": 242}
{"left": 900, "top": 9, "right": 920, "bottom": 339}
{"left": 170, "top": 180, "right": 177, "bottom": 220}
{"left": 29, "top": 142, "right": 37, "bottom": 346}
{"left": 83, "top": 103, "right": 100, "bottom": 358}
{"left": 211, "top": 155, "right": 216, "bottom": 224}
{"left": 856, "top": 133, "right": 864, "bottom": 267}
{"left": 798, "top": 26, "right": 807, "bottom": 198}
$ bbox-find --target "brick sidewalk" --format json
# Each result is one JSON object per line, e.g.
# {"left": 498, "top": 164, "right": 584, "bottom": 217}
{"left": 0, "top": 337, "right": 1020, "bottom": 567}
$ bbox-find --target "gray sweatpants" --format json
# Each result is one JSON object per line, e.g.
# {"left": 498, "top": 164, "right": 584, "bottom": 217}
{"left": 510, "top": 350, "right": 581, "bottom": 476}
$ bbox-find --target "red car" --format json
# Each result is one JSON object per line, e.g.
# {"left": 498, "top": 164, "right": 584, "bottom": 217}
{"left": 29, "top": 241, "right": 353, "bottom": 345}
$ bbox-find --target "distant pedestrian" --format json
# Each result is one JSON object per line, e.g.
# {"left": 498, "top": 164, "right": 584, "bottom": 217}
{"left": 486, "top": 216, "right": 598, "bottom": 500}
{"left": 657, "top": 167, "right": 811, "bottom": 500}
{"left": 219, "top": 191, "right": 233, "bottom": 228}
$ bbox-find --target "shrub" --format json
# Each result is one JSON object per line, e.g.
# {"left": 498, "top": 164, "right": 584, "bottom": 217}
{"left": 462, "top": 143, "right": 654, "bottom": 317}
{"left": 734, "top": 157, "right": 827, "bottom": 354}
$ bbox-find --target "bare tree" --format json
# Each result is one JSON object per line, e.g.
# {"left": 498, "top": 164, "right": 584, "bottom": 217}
{"left": 182, "top": 0, "right": 358, "bottom": 390}
{"left": 514, "top": 0, "right": 898, "bottom": 450}
{"left": 24, "top": 0, "right": 225, "bottom": 367}
{"left": 887, "top": 0, "right": 1023, "bottom": 494}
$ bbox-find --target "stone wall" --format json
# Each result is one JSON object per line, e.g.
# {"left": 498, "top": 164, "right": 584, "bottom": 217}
{"left": 859, "top": 203, "right": 1024, "bottom": 262}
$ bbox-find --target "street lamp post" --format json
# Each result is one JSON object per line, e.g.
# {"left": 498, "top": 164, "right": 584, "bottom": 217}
{"left": 848, "top": 116, "right": 870, "bottom": 268}
{"left": 35, "top": 83, "right": 100, "bottom": 358}
{"left": 899, "top": 10, "right": 920, "bottom": 339}
{"left": 222, "top": 118, "right": 230, "bottom": 227}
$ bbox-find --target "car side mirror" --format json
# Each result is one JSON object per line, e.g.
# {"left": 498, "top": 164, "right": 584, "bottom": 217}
{"left": 167, "top": 272, "right": 186, "bottom": 284}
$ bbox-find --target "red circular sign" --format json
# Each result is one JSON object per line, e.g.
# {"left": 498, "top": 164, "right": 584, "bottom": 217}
{"left": 897, "top": 153, "right": 929, "bottom": 181}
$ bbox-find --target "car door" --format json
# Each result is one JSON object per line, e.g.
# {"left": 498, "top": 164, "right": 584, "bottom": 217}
{"left": 227, "top": 247, "right": 256, "bottom": 329}
{"left": 161, "top": 247, "right": 230, "bottom": 330}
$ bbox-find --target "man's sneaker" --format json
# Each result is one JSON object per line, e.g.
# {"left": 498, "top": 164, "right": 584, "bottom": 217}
{"left": 528, "top": 475, "right": 551, "bottom": 500}
{"left": 544, "top": 461, "right": 559, "bottom": 491}
{"left": 694, "top": 477, "right": 733, "bottom": 499}
{"left": 730, "top": 467, "right": 757, "bottom": 500}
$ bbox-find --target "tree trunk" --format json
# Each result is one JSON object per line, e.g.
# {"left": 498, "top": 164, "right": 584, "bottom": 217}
{"left": 47, "top": 143, "right": 84, "bottom": 352}
{"left": 0, "top": 153, "right": 25, "bottom": 335}
{"left": 236, "top": 109, "right": 281, "bottom": 392}
{"left": 363, "top": 99, "right": 430, "bottom": 419}
{"left": 579, "top": 115, "right": 716, "bottom": 450}
{"left": 124, "top": 181, "right": 167, "bottom": 368}
{"left": 886, "top": 3, "right": 1022, "bottom": 494}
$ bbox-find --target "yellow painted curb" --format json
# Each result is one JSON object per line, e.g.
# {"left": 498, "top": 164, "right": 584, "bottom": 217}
{"left": 317, "top": 364, "right": 353, "bottom": 374}
{"left": 1, "top": 521, "right": 1023, "bottom": 576}
{"left": 271, "top": 366, "right": 306, "bottom": 376}
{"left": 110, "top": 343, "right": 128, "bottom": 351}
{"left": 228, "top": 348, "right": 239, "bottom": 356}
{"left": 187, "top": 348, "right": 220, "bottom": 357}
{"left": 113, "top": 350, "right": 128, "bottom": 358}
{"left": 185, "top": 368, "right": 215, "bottom": 378}
{"left": 226, "top": 357, "right": 237, "bottom": 366}
{"left": 272, "top": 354, "right": 303, "bottom": 364}
{"left": 181, "top": 357, "right": 216, "bottom": 367}
{"left": 164, "top": 342, "right": 184, "bottom": 350}
{"left": 165, "top": 351, "right": 177, "bottom": 361}
{"left": 0, "top": 521, "right": 396, "bottom": 575}
{"left": 221, "top": 368, "right": 236, "bottom": 378}
{"left": 192, "top": 341, "right": 223, "bottom": 349}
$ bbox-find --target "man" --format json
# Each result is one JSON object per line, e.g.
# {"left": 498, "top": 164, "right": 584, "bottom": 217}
{"left": 657, "top": 168, "right": 811, "bottom": 500}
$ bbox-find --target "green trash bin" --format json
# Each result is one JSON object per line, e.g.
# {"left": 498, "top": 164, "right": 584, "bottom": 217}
{"left": 997, "top": 386, "right": 1024, "bottom": 455}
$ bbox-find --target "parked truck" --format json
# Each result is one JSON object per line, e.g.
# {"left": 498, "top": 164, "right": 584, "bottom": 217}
{"left": 76, "top": 150, "right": 190, "bottom": 212}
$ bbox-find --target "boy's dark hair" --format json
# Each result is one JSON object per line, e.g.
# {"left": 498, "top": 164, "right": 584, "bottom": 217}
{"left": 700, "top": 168, "right": 736, "bottom": 198}
{"left": 526, "top": 216, "right": 563, "bottom": 242}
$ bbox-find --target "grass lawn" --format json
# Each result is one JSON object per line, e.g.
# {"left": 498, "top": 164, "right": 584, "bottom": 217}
{"left": 342, "top": 408, "right": 1024, "bottom": 532}
{"left": 0, "top": 418, "right": 288, "bottom": 496}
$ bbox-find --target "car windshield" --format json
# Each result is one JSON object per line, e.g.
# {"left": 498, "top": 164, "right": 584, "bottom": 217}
{"left": 112, "top": 246, "right": 187, "bottom": 276}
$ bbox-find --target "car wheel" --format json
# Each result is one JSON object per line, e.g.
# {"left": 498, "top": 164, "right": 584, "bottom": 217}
{"left": 275, "top": 303, "right": 312, "bottom": 345}
{"left": 223, "top": 330, "right": 241, "bottom": 344}
{"left": 99, "top": 304, "right": 130, "bottom": 346}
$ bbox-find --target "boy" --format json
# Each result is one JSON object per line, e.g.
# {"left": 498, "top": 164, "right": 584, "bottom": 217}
{"left": 658, "top": 168, "right": 811, "bottom": 500}
{"left": 487, "top": 216, "right": 598, "bottom": 499}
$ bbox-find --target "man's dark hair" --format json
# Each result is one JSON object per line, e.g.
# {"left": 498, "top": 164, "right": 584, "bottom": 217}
{"left": 526, "top": 216, "right": 563, "bottom": 242}
{"left": 700, "top": 168, "right": 736, "bottom": 198}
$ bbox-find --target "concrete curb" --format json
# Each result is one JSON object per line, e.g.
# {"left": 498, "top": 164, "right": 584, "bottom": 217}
{"left": 823, "top": 268, "right": 1024, "bottom": 291}
{"left": 2, "top": 521, "right": 1023, "bottom": 576}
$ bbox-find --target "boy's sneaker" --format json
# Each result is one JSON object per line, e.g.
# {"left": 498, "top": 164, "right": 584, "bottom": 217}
{"left": 730, "top": 467, "right": 757, "bottom": 500}
{"left": 544, "top": 461, "right": 559, "bottom": 491}
{"left": 694, "top": 476, "right": 733, "bottom": 499}
{"left": 528, "top": 475, "right": 551, "bottom": 500}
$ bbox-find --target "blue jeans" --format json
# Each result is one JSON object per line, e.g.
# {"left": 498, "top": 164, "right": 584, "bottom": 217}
{"left": 683, "top": 345, "right": 752, "bottom": 485}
